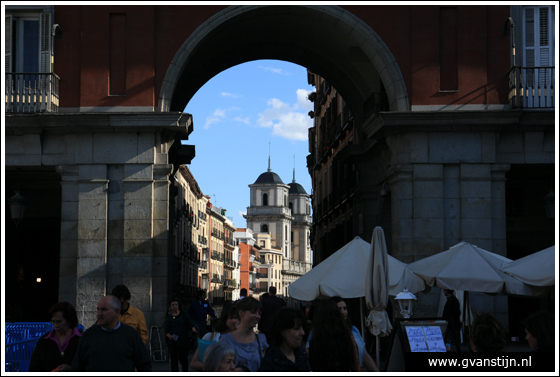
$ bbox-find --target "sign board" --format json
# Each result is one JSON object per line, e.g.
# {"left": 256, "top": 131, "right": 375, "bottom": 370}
{"left": 400, "top": 320, "right": 449, "bottom": 353}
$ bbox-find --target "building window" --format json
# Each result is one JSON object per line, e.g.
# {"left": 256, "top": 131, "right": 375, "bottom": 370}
{"left": 263, "top": 193, "right": 268, "bottom": 206}
{"left": 9, "top": 16, "right": 40, "bottom": 74}
{"left": 261, "top": 224, "right": 269, "bottom": 233}
{"left": 289, "top": 202, "right": 293, "bottom": 212}
{"left": 291, "top": 231, "right": 293, "bottom": 242}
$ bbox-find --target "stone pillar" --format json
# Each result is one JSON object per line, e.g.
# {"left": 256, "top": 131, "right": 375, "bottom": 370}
{"left": 57, "top": 165, "right": 79, "bottom": 308}
{"left": 79, "top": 165, "right": 109, "bottom": 327}
{"left": 490, "top": 164, "right": 510, "bottom": 257}
{"left": 387, "top": 164, "right": 414, "bottom": 262}
{"left": 152, "top": 164, "right": 173, "bottom": 327}
{"left": 412, "top": 164, "right": 445, "bottom": 258}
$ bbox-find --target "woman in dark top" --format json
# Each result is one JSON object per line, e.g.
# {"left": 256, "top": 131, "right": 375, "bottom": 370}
{"left": 29, "top": 302, "right": 82, "bottom": 372}
{"left": 165, "top": 298, "right": 197, "bottom": 372}
{"left": 259, "top": 306, "right": 311, "bottom": 372}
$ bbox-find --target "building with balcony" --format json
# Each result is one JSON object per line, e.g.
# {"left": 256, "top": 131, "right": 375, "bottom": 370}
{"left": 234, "top": 228, "right": 264, "bottom": 298}
{"left": 306, "top": 5, "right": 555, "bottom": 336}
{"left": 254, "top": 233, "right": 283, "bottom": 296}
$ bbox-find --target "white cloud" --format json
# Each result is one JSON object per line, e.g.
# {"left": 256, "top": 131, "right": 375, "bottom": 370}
{"left": 221, "top": 92, "right": 242, "bottom": 98}
{"left": 204, "top": 108, "right": 227, "bottom": 129}
{"left": 296, "top": 89, "right": 314, "bottom": 112}
{"left": 258, "top": 66, "right": 293, "bottom": 76}
{"left": 233, "top": 116, "right": 250, "bottom": 125}
{"left": 257, "top": 91, "right": 313, "bottom": 141}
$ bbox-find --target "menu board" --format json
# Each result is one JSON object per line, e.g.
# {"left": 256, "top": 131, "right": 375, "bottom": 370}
{"left": 403, "top": 323, "right": 447, "bottom": 352}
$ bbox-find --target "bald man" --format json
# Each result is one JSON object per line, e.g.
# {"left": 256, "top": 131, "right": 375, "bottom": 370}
{"left": 71, "top": 295, "right": 151, "bottom": 372}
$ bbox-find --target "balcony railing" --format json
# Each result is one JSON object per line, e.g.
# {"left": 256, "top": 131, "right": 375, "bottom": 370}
{"left": 509, "top": 66, "right": 555, "bottom": 109}
{"left": 6, "top": 73, "right": 60, "bottom": 113}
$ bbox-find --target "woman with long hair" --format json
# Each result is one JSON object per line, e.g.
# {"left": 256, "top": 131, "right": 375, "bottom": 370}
{"left": 29, "top": 302, "right": 82, "bottom": 372}
{"left": 524, "top": 311, "right": 554, "bottom": 352}
{"left": 258, "top": 307, "right": 311, "bottom": 372}
{"left": 219, "top": 297, "right": 269, "bottom": 372}
{"left": 190, "top": 301, "right": 239, "bottom": 371}
{"left": 331, "top": 296, "right": 379, "bottom": 371}
{"left": 306, "top": 299, "right": 360, "bottom": 372}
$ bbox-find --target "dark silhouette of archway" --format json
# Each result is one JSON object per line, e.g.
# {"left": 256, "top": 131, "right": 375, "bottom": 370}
{"left": 159, "top": 5, "right": 409, "bottom": 126}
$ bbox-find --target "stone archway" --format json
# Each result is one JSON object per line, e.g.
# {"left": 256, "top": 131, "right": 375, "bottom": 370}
{"left": 158, "top": 5, "right": 409, "bottom": 120}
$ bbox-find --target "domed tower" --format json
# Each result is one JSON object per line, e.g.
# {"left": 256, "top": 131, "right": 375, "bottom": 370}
{"left": 288, "top": 168, "right": 312, "bottom": 268}
{"left": 244, "top": 157, "right": 292, "bottom": 258}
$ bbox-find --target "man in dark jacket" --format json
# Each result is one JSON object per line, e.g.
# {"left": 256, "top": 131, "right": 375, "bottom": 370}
{"left": 187, "top": 289, "right": 216, "bottom": 338}
{"left": 259, "top": 286, "right": 286, "bottom": 343}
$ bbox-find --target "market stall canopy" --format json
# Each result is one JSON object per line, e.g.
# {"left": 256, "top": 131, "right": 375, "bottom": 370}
{"left": 407, "top": 241, "right": 548, "bottom": 296}
{"left": 288, "top": 236, "right": 426, "bottom": 301}
{"left": 500, "top": 245, "right": 555, "bottom": 287}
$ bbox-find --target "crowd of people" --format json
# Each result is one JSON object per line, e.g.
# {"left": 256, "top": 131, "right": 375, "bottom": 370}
{"left": 27, "top": 285, "right": 554, "bottom": 372}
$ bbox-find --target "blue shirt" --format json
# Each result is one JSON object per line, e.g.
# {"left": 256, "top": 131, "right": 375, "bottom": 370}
{"left": 187, "top": 299, "right": 216, "bottom": 322}
{"left": 219, "top": 332, "right": 268, "bottom": 372}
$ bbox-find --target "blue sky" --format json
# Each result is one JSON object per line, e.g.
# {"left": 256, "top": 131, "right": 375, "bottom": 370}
{"left": 183, "top": 60, "right": 314, "bottom": 228}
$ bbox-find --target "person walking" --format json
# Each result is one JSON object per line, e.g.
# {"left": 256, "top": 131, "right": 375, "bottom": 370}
{"left": 71, "top": 295, "right": 151, "bottom": 372}
{"left": 258, "top": 307, "right": 311, "bottom": 372}
{"left": 188, "top": 289, "right": 216, "bottom": 338}
{"left": 165, "top": 298, "right": 197, "bottom": 371}
{"left": 442, "top": 289, "right": 461, "bottom": 344}
{"left": 29, "top": 302, "right": 82, "bottom": 372}
{"left": 219, "top": 297, "right": 268, "bottom": 372}
{"left": 259, "top": 286, "right": 286, "bottom": 343}
{"left": 111, "top": 285, "right": 149, "bottom": 345}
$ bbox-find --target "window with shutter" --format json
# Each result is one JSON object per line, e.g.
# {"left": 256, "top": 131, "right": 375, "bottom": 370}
{"left": 522, "top": 5, "right": 555, "bottom": 108}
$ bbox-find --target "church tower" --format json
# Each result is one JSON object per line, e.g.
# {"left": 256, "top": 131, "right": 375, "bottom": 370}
{"left": 244, "top": 157, "right": 292, "bottom": 259}
{"left": 288, "top": 168, "right": 312, "bottom": 267}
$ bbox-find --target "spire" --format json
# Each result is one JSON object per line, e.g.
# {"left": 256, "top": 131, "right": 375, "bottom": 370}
{"left": 267, "top": 142, "right": 271, "bottom": 172}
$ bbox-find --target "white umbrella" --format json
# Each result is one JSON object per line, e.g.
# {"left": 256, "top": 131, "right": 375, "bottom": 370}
{"left": 365, "top": 226, "right": 393, "bottom": 367}
{"left": 407, "top": 241, "right": 547, "bottom": 296}
{"left": 289, "top": 236, "right": 425, "bottom": 300}
{"left": 501, "top": 246, "right": 555, "bottom": 286}
{"left": 407, "top": 241, "right": 548, "bottom": 337}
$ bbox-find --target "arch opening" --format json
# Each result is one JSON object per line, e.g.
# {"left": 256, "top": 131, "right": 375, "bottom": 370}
{"left": 160, "top": 5, "right": 409, "bottom": 121}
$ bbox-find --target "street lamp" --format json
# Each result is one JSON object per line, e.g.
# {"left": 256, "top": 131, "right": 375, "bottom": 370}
{"left": 8, "top": 191, "right": 26, "bottom": 226}
{"left": 395, "top": 288, "right": 417, "bottom": 319}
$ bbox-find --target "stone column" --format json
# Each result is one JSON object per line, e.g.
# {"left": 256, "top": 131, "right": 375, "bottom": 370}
{"left": 490, "top": 164, "right": 510, "bottom": 257}
{"left": 58, "top": 164, "right": 109, "bottom": 328}
{"left": 387, "top": 164, "right": 414, "bottom": 262}
{"left": 152, "top": 164, "right": 173, "bottom": 326}
{"left": 57, "top": 165, "right": 79, "bottom": 308}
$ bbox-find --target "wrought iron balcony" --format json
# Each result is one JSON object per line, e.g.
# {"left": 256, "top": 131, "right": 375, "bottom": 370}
{"left": 509, "top": 66, "right": 555, "bottom": 109}
{"left": 5, "top": 73, "right": 60, "bottom": 113}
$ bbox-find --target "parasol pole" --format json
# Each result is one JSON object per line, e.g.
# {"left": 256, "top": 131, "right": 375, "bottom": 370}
{"left": 360, "top": 297, "right": 365, "bottom": 340}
